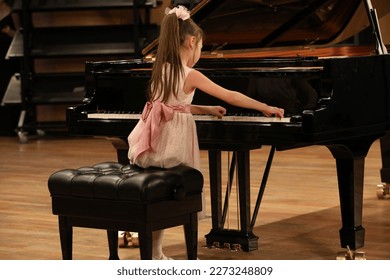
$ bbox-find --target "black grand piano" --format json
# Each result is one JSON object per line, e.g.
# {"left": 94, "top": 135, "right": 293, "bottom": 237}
{"left": 67, "top": 0, "right": 390, "bottom": 256}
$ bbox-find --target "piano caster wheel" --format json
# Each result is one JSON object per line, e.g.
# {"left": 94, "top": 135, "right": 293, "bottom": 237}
{"left": 17, "top": 129, "right": 44, "bottom": 143}
{"left": 17, "top": 131, "right": 28, "bottom": 144}
{"left": 118, "top": 231, "right": 139, "bottom": 248}
{"left": 336, "top": 246, "right": 366, "bottom": 260}
{"left": 376, "top": 184, "right": 390, "bottom": 199}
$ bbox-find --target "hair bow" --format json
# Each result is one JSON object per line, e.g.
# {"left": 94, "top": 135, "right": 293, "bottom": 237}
{"left": 165, "top": 5, "right": 190, "bottom": 21}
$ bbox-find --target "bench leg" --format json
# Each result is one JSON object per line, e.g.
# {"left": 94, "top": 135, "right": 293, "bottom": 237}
{"left": 58, "top": 216, "right": 72, "bottom": 260}
{"left": 107, "top": 230, "right": 120, "bottom": 260}
{"left": 184, "top": 212, "right": 198, "bottom": 260}
{"left": 138, "top": 226, "right": 153, "bottom": 260}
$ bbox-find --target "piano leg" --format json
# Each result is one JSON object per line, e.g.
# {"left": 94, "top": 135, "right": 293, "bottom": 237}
{"left": 205, "top": 150, "right": 258, "bottom": 252}
{"left": 208, "top": 150, "right": 223, "bottom": 230}
{"left": 107, "top": 137, "right": 130, "bottom": 165}
{"left": 236, "top": 150, "right": 257, "bottom": 249}
{"left": 378, "top": 133, "right": 390, "bottom": 199}
{"left": 327, "top": 136, "right": 379, "bottom": 251}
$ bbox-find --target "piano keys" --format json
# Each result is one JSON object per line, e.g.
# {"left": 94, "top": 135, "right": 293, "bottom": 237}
{"left": 67, "top": 0, "right": 390, "bottom": 255}
{"left": 87, "top": 112, "right": 292, "bottom": 123}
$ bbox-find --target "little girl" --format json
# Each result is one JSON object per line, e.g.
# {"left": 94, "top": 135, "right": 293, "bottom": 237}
{"left": 128, "top": 5, "right": 284, "bottom": 260}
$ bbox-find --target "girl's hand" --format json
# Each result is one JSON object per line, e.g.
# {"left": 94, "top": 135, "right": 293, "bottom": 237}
{"left": 263, "top": 106, "right": 285, "bottom": 118}
{"left": 209, "top": 106, "right": 226, "bottom": 118}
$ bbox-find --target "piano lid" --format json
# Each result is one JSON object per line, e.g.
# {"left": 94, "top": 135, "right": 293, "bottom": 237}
{"left": 142, "top": 0, "right": 389, "bottom": 57}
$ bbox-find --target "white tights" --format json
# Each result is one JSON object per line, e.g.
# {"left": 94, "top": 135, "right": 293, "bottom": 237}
{"left": 152, "top": 230, "right": 164, "bottom": 259}
{"left": 151, "top": 193, "right": 207, "bottom": 259}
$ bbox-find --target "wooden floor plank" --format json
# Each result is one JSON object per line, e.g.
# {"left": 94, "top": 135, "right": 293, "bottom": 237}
{"left": 0, "top": 136, "right": 389, "bottom": 260}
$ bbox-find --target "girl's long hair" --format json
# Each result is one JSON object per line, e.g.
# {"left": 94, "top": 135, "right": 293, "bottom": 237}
{"left": 147, "top": 13, "right": 203, "bottom": 102}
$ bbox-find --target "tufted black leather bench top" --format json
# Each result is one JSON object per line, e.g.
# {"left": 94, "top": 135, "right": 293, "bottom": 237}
{"left": 48, "top": 162, "right": 203, "bottom": 203}
{"left": 48, "top": 162, "right": 203, "bottom": 260}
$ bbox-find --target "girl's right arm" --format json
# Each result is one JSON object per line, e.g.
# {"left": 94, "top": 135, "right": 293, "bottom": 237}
{"left": 186, "top": 69, "right": 284, "bottom": 118}
{"left": 190, "top": 104, "right": 226, "bottom": 117}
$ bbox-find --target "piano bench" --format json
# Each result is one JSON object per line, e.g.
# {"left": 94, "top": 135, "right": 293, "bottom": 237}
{"left": 48, "top": 162, "right": 203, "bottom": 260}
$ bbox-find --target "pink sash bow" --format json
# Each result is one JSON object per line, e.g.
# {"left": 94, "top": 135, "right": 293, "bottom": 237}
{"left": 133, "top": 101, "right": 190, "bottom": 160}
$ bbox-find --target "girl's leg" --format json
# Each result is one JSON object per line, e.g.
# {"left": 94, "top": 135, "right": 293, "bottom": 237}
{"left": 152, "top": 230, "right": 173, "bottom": 260}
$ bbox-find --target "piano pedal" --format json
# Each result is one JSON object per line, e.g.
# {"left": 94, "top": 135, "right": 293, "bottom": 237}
{"left": 202, "top": 242, "right": 220, "bottom": 250}
{"left": 203, "top": 242, "right": 242, "bottom": 252}
{"left": 118, "top": 231, "right": 139, "bottom": 248}
{"left": 336, "top": 246, "right": 366, "bottom": 260}
{"left": 229, "top": 243, "right": 242, "bottom": 252}
{"left": 376, "top": 183, "right": 390, "bottom": 199}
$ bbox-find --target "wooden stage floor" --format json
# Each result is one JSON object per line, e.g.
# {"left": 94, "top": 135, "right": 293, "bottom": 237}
{"left": 0, "top": 135, "right": 389, "bottom": 260}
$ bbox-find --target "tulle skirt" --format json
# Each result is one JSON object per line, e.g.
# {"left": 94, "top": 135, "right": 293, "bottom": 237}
{"left": 128, "top": 112, "right": 200, "bottom": 170}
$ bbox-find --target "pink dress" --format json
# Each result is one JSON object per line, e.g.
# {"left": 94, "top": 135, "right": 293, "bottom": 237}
{"left": 127, "top": 65, "right": 200, "bottom": 171}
